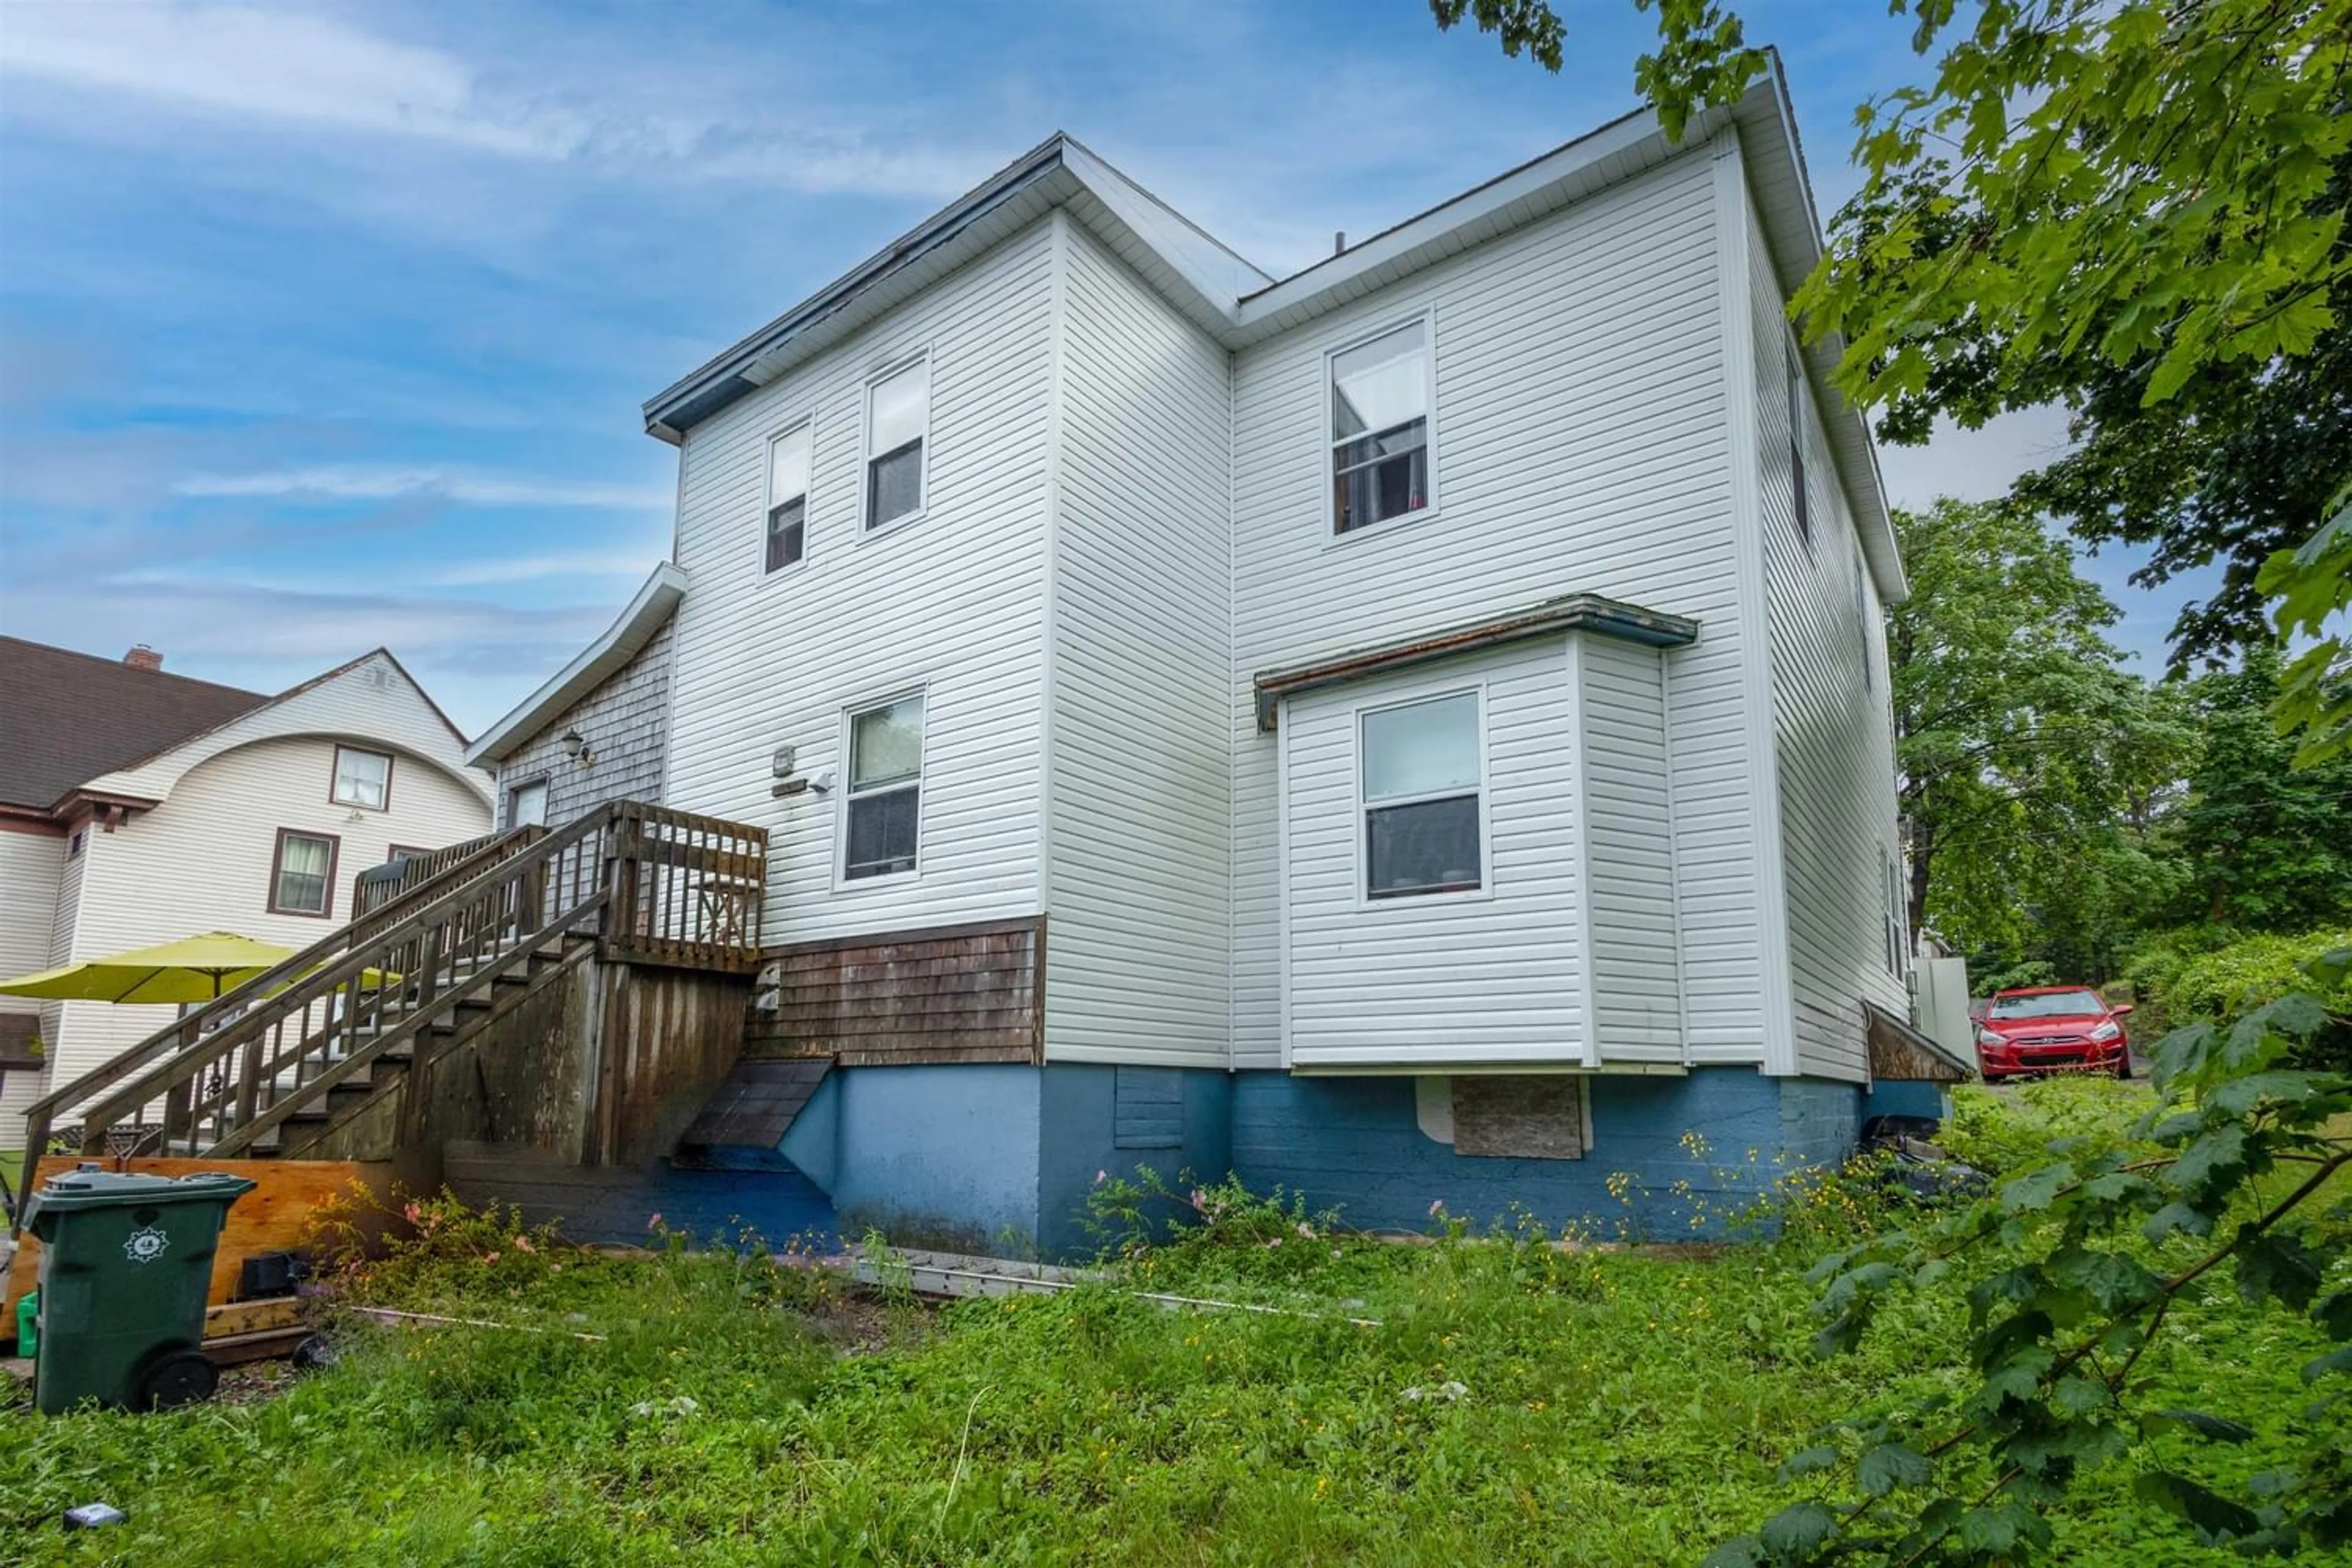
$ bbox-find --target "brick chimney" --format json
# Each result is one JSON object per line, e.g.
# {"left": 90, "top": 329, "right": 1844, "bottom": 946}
{"left": 123, "top": 644, "right": 163, "bottom": 671}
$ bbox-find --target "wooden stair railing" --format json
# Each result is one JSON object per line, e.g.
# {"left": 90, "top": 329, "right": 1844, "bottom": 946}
{"left": 11, "top": 801, "right": 766, "bottom": 1224}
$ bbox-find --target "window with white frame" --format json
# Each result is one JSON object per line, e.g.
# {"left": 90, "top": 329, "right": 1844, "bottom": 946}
{"left": 508, "top": 778, "right": 549, "bottom": 831}
{"left": 331, "top": 745, "right": 391, "bottom": 809}
{"left": 1360, "top": 690, "right": 1482, "bottom": 898}
{"left": 864, "top": 357, "right": 929, "bottom": 529}
{"left": 844, "top": 693, "right": 924, "bottom": 880}
{"left": 1854, "top": 551, "right": 1873, "bottom": 690}
{"left": 766, "top": 422, "right": 812, "bottom": 571}
{"left": 1330, "top": 319, "right": 1431, "bottom": 533}
{"left": 1787, "top": 336, "right": 1812, "bottom": 545}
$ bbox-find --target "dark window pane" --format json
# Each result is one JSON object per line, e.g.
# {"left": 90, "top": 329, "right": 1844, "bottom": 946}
{"left": 1366, "top": 793, "right": 1480, "bottom": 897}
{"left": 1333, "top": 419, "right": 1428, "bottom": 533}
{"left": 867, "top": 439, "right": 923, "bottom": 527}
{"left": 767, "top": 498, "right": 805, "bottom": 571}
{"left": 845, "top": 785, "right": 919, "bottom": 879}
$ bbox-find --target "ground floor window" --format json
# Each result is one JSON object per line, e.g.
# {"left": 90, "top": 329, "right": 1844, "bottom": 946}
{"left": 844, "top": 693, "right": 924, "bottom": 880}
{"left": 1360, "top": 690, "right": 1483, "bottom": 899}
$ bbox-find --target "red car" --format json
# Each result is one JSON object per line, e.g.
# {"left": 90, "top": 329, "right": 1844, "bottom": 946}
{"left": 1975, "top": 987, "right": 2134, "bottom": 1082}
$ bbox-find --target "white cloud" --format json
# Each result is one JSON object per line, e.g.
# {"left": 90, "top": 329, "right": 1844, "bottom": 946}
{"left": 0, "top": 2, "right": 976, "bottom": 198}
{"left": 0, "top": 4, "right": 587, "bottom": 158}
{"left": 174, "top": 465, "right": 670, "bottom": 510}
{"left": 426, "top": 551, "right": 661, "bottom": 587}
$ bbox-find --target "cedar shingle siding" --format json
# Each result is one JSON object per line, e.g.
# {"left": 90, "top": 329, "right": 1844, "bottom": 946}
{"left": 744, "top": 916, "right": 1042, "bottom": 1066}
{"left": 496, "top": 619, "right": 674, "bottom": 830}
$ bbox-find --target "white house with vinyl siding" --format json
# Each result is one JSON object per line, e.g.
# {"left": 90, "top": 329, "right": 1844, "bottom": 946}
{"left": 0, "top": 643, "right": 492, "bottom": 1135}
{"left": 470, "top": 57, "right": 1931, "bottom": 1252}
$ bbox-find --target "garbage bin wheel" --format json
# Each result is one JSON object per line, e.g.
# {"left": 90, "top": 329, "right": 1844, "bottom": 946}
{"left": 135, "top": 1350, "right": 217, "bottom": 1411}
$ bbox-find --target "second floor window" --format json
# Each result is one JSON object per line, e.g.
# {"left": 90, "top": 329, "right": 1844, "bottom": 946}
{"left": 1361, "top": 690, "right": 1482, "bottom": 898}
{"left": 270, "top": 828, "right": 339, "bottom": 917}
{"left": 865, "top": 356, "right": 929, "bottom": 529}
{"left": 844, "top": 693, "right": 923, "bottom": 880}
{"left": 332, "top": 745, "right": 391, "bottom": 809}
{"left": 1788, "top": 337, "right": 1812, "bottom": 546}
{"left": 766, "top": 423, "right": 812, "bottom": 571}
{"left": 1332, "top": 318, "right": 1431, "bottom": 533}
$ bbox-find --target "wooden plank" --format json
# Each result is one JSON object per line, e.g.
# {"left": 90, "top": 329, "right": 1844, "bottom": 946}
{"left": 5, "top": 1157, "right": 393, "bottom": 1316}
{"left": 205, "top": 1298, "right": 305, "bottom": 1336}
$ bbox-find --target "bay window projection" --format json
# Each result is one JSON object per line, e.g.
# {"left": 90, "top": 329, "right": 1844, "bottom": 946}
{"left": 766, "top": 423, "right": 812, "bottom": 571}
{"left": 1331, "top": 320, "right": 1431, "bottom": 533}
{"left": 844, "top": 693, "right": 924, "bottom": 880}
{"left": 1360, "top": 691, "right": 1483, "bottom": 898}
{"left": 865, "top": 357, "right": 929, "bottom": 528}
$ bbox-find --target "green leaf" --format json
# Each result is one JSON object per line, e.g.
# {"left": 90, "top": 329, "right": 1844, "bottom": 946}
{"left": 2166, "top": 1126, "right": 2247, "bottom": 1192}
{"left": 2001, "top": 1163, "right": 2074, "bottom": 1212}
{"left": 1777, "top": 1446, "right": 1840, "bottom": 1482}
{"left": 2143, "top": 1201, "right": 2215, "bottom": 1243}
{"left": 2142, "top": 1408, "right": 2256, "bottom": 1443}
{"left": 1697, "top": 1541, "right": 1765, "bottom": 1568}
{"left": 1856, "top": 1442, "right": 1932, "bottom": 1496}
{"left": 2315, "top": 1289, "right": 2352, "bottom": 1341}
{"left": 2048, "top": 1247, "right": 2161, "bottom": 1313}
{"left": 2303, "top": 1345, "right": 2352, "bottom": 1385}
{"left": 2236, "top": 1230, "right": 2324, "bottom": 1310}
{"left": 2133, "top": 1471, "right": 2261, "bottom": 1540}
{"left": 1758, "top": 1501, "right": 1838, "bottom": 1558}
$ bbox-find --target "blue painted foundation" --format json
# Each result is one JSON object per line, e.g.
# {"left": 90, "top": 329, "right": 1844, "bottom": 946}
{"left": 1232, "top": 1069, "right": 1860, "bottom": 1240}
{"left": 695, "top": 1061, "right": 1886, "bottom": 1259}
{"left": 1860, "top": 1079, "right": 1952, "bottom": 1123}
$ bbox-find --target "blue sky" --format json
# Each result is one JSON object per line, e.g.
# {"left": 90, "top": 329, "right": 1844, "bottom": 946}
{"left": 0, "top": 0, "right": 2206, "bottom": 734}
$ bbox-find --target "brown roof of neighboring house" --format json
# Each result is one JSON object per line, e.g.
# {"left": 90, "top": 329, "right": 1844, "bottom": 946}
{"left": 0, "top": 636, "right": 270, "bottom": 811}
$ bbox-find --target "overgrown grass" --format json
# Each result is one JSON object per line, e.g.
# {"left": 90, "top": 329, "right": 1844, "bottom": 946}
{"left": 3, "top": 1097, "right": 2342, "bottom": 1566}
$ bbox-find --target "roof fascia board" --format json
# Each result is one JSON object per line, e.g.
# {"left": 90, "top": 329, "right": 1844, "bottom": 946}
{"left": 464, "top": 564, "right": 687, "bottom": 769}
{"left": 1253, "top": 592, "right": 1700, "bottom": 731}
{"left": 641, "top": 137, "right": 1073, "bottom": 443}
{"left": 1729, "top": 66, "right": 1907, "bottom": 603}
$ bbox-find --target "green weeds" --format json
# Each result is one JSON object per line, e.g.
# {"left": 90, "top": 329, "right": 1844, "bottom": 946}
{"left": 1, "top": 1090, "right": 2329, "bottom": 1565}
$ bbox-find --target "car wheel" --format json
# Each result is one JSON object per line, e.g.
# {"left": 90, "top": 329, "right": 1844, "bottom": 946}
{"left": 2113, "top": 1054, "right": 2133, "bottom": 1080}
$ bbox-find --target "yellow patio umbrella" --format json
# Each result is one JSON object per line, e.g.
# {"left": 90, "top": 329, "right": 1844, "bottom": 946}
{"left": 0, "top": 931, "right": 394, "bottom": 1005}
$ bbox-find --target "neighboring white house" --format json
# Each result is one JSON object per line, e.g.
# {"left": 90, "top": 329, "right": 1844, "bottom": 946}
{"left": 0, "top": 639, "right": 493, "bottom": 1133}
{"left": 470, "top": 58, "right": 1921, "bottom": 1250}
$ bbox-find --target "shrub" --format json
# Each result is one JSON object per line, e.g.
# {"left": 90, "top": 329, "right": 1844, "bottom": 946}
{"left": 2161, "top": 927, "right": 2352, "bottom": 1069}
{"left": 1937, "top": 1077, "right": 2149, "bottom": 1176}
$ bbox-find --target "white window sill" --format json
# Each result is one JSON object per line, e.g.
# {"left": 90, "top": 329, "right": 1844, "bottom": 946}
{"left": 1323, "top": 503, "right": 1444, "bottom": 552}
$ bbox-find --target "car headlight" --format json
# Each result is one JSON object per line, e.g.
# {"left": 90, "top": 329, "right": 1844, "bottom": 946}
{"left": 2089, "top": 1020, "right": 2123, "bottom": 1042}
{"left": 1977, "top": 1028, "right": 2005, "bottom": 1049}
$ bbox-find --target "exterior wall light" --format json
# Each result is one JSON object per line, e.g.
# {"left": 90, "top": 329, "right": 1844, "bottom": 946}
{"left": 561, "top": 729, "right": 595, "bottom": 767}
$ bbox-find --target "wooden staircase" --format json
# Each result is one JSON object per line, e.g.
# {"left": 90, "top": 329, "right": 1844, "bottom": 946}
{"left": 12, "top": 801, "right": 765, "bottom": 1218}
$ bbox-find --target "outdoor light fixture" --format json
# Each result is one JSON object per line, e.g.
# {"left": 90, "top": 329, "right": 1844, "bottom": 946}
{"left": 561, "top": 729, "right": 594, "bottom": 767}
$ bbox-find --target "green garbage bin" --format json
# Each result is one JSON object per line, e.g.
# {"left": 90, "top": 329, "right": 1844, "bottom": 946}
{"left": 22, "top": 1166, "right": 257, "bottom": 1414}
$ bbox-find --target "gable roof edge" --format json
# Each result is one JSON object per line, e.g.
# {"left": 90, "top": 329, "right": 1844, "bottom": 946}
{"left": 464, "top": 563, "right": 687, "bottom": 769}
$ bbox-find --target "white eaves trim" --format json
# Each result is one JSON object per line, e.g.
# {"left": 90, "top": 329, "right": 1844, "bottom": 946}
{"left": 463, "top": 563, "right": 687, "bottom": 770}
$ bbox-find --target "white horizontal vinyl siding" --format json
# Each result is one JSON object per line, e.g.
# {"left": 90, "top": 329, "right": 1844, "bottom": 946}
{"left": 1575, "top": 636, "right": 1684, "bottom": 1061}
{"left": 83, "top": 654, "right": 488, "bottom": 809}
{"left": 1044, "top": 219, "right": 1234, "bottom": 1065}
{"left": 0, "top": 827, "right": 65, "bottom": 1136}
{"left": 1233, "top": 144, "right": 1763, "bottom": 1070}
{"left": 43, "top": 735, "right": 493, "bottom": 1099}
{"left": 1284, "top": 641, "right": 1583, "bottom": 1068}
{"left": 1747, "top": 187, "right": 1907, "bottom": 1084}
{"left": 663, "top": 222, "right": 1057, "bottom": 944}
